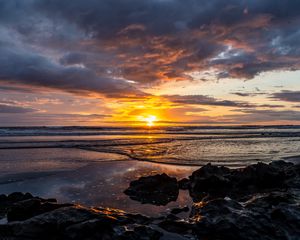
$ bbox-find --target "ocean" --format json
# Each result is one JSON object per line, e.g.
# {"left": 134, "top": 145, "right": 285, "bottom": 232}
{"left": 1, "top": 125, "right": 300, "bottom": 167}
{"left": 0, "top": 125, "right": 299, "bottom": 215}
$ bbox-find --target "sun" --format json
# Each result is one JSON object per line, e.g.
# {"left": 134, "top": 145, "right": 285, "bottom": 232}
{"left": 138, "top": 115, "right": 157, "bottom": 127}
{"left": 145, "top": 115, "right": 157, "bottom": 127}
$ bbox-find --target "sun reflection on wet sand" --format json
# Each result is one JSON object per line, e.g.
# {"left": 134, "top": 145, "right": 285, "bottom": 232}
{"left": 0, "top": 148, "right": 197, "bottom": 216}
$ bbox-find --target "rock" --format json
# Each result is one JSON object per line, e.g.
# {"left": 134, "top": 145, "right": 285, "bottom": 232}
{"left": 191, "top": 193, "right": 300, "bottom": 240}
{"left": 0, "top": 192, "right": 35, "bottom": 218}
{"left": 170, "top": 206, "right": 189, "bottom": 215}
{"left": 158, "top": 219, "right": 193, "bottom": 235}
{"left": 7, "top": 198, "right": 74, "bottom": 222}
{"left": 0, "top": 194, "right": 7, "bottom": 201}
{"left": 64, "top": 217, "right": 115, "bottom": 239}
{"left": 188, "top": 164, "right": 232, "bottom": 201}
{"left": 283, "top": 163, "right": 300, "bottom": 188}
{"left": 2, "top": 205, "right": 163, "bottom": 240}
{"left": 124, "top": 173, "right": 179, "bottom": 205}
{"left": 166, "top": 213, "right": 180, "bottom": 221}
{"left": 0, "top": 192, "right": 73, "bottom": 222}
{"left": 269, "top": 160, "right": 294, "bottom": 169}
{"left": 7, "top": 192, "right": 33, "bottom": 202}
{"left": 125, "top": 212, "right": 152, "bottom": 225}
{"left": 178, "top": 178, "right": 190, "bottom": 190}
{"left": 234, "top": 162, "right": 286, "bottom": 190}
{"left": 119, "top": 225, "right": 163, "bottom": 240}
{"left": 244, "top": 192, "right": 295, "bottom": 210}
{"left": 190, "top": 175, "right": 231, "bottom": 201}
{"left": 188, "top": 161, "right": 296, "bottom": 201}
{"left": 8, "top": 206, "right": 100, "bottom": 239}
{"left": 190, "top": 164, "right": 231, "bottom": 180}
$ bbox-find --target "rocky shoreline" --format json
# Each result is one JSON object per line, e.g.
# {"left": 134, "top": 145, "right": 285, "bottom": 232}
{"left": 0, "top": 160, "right": 299, "bottom": 239}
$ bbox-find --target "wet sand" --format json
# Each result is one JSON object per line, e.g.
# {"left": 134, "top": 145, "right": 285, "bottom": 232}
{"left": 0, "top": 148, "right": 197, "bottom": 216}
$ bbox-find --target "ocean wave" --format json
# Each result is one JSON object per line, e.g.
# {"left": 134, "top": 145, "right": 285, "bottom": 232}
{"left": 1, "top": 125, "right": 300, "bottom": 137}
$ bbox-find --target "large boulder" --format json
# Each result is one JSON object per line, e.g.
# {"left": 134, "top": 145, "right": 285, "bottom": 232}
{"left": 124, "top": 173, "right": 179, "bottom": 205}
{"left": 188, "top": 164, "right": 232, "bottom": 201}
{"left": 187, "top": 161, "right": 296, "bottom": 201}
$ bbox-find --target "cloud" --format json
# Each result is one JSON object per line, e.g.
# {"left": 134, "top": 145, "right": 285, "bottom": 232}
{"left": 35, "top": 0, "right": 300, "bottom": 81}
{"left": 0, "top": 104, "right": 37, "bottom": 113}
{"left": 0, "top": 112, "right": 111, "bottom": 126}
{"left": 270, "top": 90, "right": 300, "bottom": 102}
{"left": 228, "top": 109, "right": 300, "bottom": 123}
{"left": 164, "top": 94, "right": 285, "bottom": 108}
{"left": 165, "top": 94, "right": 255, "bottom": 107}
{"left": 231, "top": 92, "right": 267, "bottom": 97}
{"left": 231, "top": 92, "right": 256, "bottom": 97}
{"left": 231, "top": 90, "right": 267, "bottom": 97}
{"left": 59, "top": 52, "right": 87, "bottom": 66}
{"left": 0, "top": 0, "right": 298, "bottom": 96}
{"left": 257, "top": 104, "right": 284, "bottom": 108}
{"left": 0, "top": 43, "right": 144, "bottom": 98}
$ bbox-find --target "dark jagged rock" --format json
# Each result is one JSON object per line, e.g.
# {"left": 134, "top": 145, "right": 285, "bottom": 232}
{"left": 7, "top": 198, "right": 73, "bottom": 222}
{"left": 124, "top": 173, "right": 179, "bottom": 205}
{"left": 7, "top": 192, "right": 34, "bottom": 202}
{"left": 0, "top": 192, "right": 35, "bottom": 218}
{"left": 188, "top": 161, "right": 299, "bottom": 201}
{"left": 165, "top": 213, "right": 180, "bottom": 221}
{"left": 64, "top": 218, "right": 115, "bottom": 240}
{"left": 158, "top": 219, "right": 193, "bottom": 235}
{"left": 188, "top": 163, "right": 232, "bottom": 201}
{"left": 233, "top": 162, "right": 286, "bottom": 190}
{"left": 190, "top": 192, "right": 300, "bottom": 240}
{"left": 1, "top": 205, "right": 162, "bottom": 240}
{"left": 191, "top": 164, "right": 231, "bottom": 180}
{"left": 170, "top": 206, "right": 189, "bottom": 215}
{"left": 119, "top": 225, "right": 163, "bottom": 240}
{"left": 178, "top": 178, "right": 190, "bottom": 190}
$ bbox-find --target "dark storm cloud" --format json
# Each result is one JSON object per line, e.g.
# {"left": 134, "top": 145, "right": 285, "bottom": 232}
{"left": 0, "top": 0, "right": 299, "bottom": 93}
{"left": 33, "top": 0, "right": 300, "bottom": 81}
{"left": 35, "top": 0, "right": 300, "bottom": 36}
{"left": 270, "top": 90, "right": 300, "bottom": 102}
{"left": 0, "top": 104, "right": 37, "bottom": 113}
{"left": 59, "top": 53, "right": 87, "bottom": 66}
{"left": 0, "top": 43, "right": 144, "bottom": 97}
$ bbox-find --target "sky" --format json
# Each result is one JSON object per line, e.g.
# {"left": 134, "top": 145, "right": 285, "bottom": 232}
{"left": 0, "top": 0, "right": 300, "bottom": 126}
